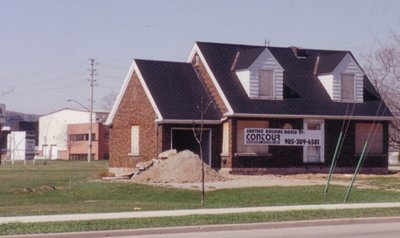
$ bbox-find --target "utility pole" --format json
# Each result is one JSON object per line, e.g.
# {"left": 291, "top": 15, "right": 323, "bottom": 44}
{"left": 88, "top": 58, "right": 96, "bottom": 163}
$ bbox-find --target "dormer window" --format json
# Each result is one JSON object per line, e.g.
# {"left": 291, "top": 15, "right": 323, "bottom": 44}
{"left": 233, "top": 48, "right": 284, "bottom": 100}
{"left": 259, "top": 69, "right": 274, "bottom": 97}
{"left": 341, "top": 73, "right": 355, "bottom": 100}
{"left": 316, "top": 53, "right": 364, "bottom": 103}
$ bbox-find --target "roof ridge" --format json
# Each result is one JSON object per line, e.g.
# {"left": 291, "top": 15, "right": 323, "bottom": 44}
{"left": 196, "top": 41, "right": 265, "bottom": 48}
{"left": 134, "top": 58, "right": 190, "bottom": 65}
{"left": 196, "top": 41, "right": 352, "bottom": 54}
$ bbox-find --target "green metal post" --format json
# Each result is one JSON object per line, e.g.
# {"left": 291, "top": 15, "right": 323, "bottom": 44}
{"left": 323, "top": 131, "right": 343, "bottom": 201}
{"left": 344, "top": 141, "right": 368, "bottom": 203}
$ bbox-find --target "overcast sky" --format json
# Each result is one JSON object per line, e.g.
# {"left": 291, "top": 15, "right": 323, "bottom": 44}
{"left": 0, "top": 0, "right": 399, "bottom": 115}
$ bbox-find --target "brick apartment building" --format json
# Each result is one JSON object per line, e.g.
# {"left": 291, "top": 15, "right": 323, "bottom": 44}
{"left": 105, "top": 42, "right": 393, "bottom": 175}
{"left": 67, "top": 122, "right": 109, "bottom": 160}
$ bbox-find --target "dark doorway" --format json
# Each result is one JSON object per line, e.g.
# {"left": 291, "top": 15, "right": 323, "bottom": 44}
{"left": 171, "top": 129, "right": 211, "bottom": 165}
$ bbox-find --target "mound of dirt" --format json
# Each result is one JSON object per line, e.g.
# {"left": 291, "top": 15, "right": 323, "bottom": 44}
{"left": 132, "top": 150, "right": 226, "bottom": 183}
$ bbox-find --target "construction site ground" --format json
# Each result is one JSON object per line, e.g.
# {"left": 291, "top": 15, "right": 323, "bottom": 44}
{"left": 133, "top": 172, "right": 399, "bottom": 191}
{"left": 126, "top": 150, "right": 400, "bottom": 191}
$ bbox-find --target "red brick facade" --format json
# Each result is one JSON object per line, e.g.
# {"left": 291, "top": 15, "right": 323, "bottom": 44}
{"left": 109, "top": 72, "right": 158, "bottom": 169}
{"left": 192, "top": 53, "right": 229, "bottom": 114}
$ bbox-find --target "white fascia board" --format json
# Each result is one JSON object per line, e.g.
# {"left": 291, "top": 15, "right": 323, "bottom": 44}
{"left": 187, "top": 43, "right": 234, "bottom": 114}
{"left": 225, "top": 112, "right": 394, "bottom": 121}
{"left": 155, "top": 119, "right": 221, "bottom": 125}
{"left": 105, "top": 60, "right": 163, "bottom": 125}
{"left": 105, "top": 60, "right": 136, "bottom": 125}
{"left": 332, "top": 53, "right": 362, "bottom": 73}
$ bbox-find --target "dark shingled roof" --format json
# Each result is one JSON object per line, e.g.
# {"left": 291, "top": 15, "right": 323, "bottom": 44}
{"left": 135, "top": 59, "right": 221, "bottom": 120}
{"left": 196, "top": 41, "right": 392, "bottom": 117}
{"left": 316, "top": 52, "right": 347, "bottom": 74}
{"left": 232, "top": 48, "right": 265, "bottom": 70}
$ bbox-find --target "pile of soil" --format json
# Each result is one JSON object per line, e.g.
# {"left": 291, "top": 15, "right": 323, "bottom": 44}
{"left": 132, "top": 150, "right": 226, "bottom": 183}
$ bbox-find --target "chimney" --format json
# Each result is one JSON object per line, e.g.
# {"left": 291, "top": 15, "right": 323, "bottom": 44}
{"left": 291, "top": 46, "right": 307, "bottom": 58}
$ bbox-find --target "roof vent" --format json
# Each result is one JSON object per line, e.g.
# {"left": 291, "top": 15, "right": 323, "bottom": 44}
{"left": 291, "top": 47, "right": 307, "bottom": 59}
{"left": 313, "top": 55, "right": 320, "bottom": 75}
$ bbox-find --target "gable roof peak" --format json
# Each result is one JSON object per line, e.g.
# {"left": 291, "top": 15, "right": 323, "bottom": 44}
{"left": 315, "top": 52, "right": 350, "bottom": 75}
{"left": 231, "top": 47, "right": 267, "bottom": 70}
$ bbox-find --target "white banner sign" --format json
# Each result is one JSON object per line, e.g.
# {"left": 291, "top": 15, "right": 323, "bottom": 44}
{"left": 244, "top": 128, "right": 321, "bottom": 146}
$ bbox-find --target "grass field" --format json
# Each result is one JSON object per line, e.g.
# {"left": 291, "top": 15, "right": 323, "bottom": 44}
{"left": 0, "top": 160, "right": 400, "bottom": 216}
{"left": 1, "top": 160, "right": 400, "bottom": 235}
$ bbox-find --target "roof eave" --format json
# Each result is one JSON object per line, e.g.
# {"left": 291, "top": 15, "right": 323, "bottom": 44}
{"left": 155, "top": 119, "right": 221, "bottom": 125}
{"left": 187, "top": 42, "right": 235, "bottom": 114}
{"left": 225, "top": 112, "right": 394, "bottom": 121}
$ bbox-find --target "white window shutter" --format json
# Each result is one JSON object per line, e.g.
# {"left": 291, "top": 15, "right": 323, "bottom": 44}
{"left": 221, "top": 122, "right": 229, "bottom": 156}
{"left": 341, "top": 74, "right": 355, "bottom": 100}
{"left": 259, "top": 69, "right": 274, "bottom": 97}
{"left": 131, "top": 125, "right": 139, "bottom": 155}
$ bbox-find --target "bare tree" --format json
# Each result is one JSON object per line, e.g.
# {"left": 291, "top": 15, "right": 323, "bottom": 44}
{"left": 0, "top": 89, "right": 13, "bottom": 98}
{"left": 364, "top": 29, "right": 400, "bottom": 149}
{"left": 66, "top": 126, "right": 77, "bottom": 160}
{"left": 192, "top": 97, "right": 212, "bottom": 206}
{"left": 100, "top": 91, "right": 118, "bottom": 111}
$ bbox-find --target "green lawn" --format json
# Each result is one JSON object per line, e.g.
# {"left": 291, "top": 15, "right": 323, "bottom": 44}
{"left": 0, "top": 160, "right": 399, "bottom": 216}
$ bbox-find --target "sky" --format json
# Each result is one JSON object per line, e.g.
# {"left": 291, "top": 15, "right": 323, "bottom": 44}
{"left": 0, "top": 0, "right": 399, "bottom": 115}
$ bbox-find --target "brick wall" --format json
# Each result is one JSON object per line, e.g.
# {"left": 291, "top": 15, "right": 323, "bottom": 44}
{"left": 325, "top": 120, "right": 388, "bottom": 169}
{"left": 109, "top": 72, "right": 158, "bottom": 169}
{"left": 230, "top": 118, "right": 303, "bottom": 169}
{"left": 229, "top": 118, "right": 389, "bottom": 174}
{"left": 192, "top": 53, "right": 229, "bottom": 114}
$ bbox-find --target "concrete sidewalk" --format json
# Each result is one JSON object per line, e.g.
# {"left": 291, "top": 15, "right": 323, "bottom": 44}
{"left": 1, "top": 202, "right": 400, "bottom": 224}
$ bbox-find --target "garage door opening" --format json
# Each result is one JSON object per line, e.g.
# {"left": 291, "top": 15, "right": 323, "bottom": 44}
{"left": 171, "top": 129, "right": 211, "bottom": 165}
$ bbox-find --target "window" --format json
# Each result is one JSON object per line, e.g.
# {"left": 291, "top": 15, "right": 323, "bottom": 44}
{"left": 69, "top": 133, "right": 96, "bottom": 141}
{"left": 303, "top": 120, "right": 324, "bottom": 163}
{"left": 70, "top": 154, "right": 95, "bottom": 161}
{"left": 341, "top": 74, "right": 355, "bottom": 100}
{"left": 130, "top": 125, "right": 139, "bottom": 156}
{"left": 355, "top": 123, "right": 383, "bottom": 154}
{"left": 258, "top": 69, "right": 274, "bottom": 97}
{"left": 236, "top": 120, "right": 269, "bottom": 155}
{"left": 221, "top": 122, "right": 229, "bottom": 156}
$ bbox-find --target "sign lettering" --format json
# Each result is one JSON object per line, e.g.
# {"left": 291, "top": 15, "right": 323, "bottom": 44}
{"left": 244, "top": 128, "right": 321, "bottom": 146}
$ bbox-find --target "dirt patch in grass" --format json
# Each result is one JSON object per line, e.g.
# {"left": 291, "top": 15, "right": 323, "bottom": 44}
{"left": 129, "top": 150, "right": 400, "bottom": 191}
{"left": 135, "top": 169, "right": 400, "bottom": 191}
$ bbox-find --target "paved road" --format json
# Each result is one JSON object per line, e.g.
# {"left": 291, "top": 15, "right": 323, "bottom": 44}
{"left": 6, "top": 217, "right": 400, "bottom": 238}
{"left": 126, "top": 221, "right": 400, "bottom": 238}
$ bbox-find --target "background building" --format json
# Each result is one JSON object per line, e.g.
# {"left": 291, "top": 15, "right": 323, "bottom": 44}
{"left": 38, "top": 108, "right": 108, "bottom": 160}
{"left": 0, "top": 106, "right": 38, "bottom": 162}
{"left": 67, "top": 122, "right": 109, "bottom": 161}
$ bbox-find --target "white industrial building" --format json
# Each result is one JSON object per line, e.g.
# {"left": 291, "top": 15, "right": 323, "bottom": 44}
{"left": 38, "top": 108, "right": 96, "bottom": 160}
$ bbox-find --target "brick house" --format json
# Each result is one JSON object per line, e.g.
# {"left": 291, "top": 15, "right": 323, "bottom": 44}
{"left": 106, "top": 42, "right": 393, "bottom": 174}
